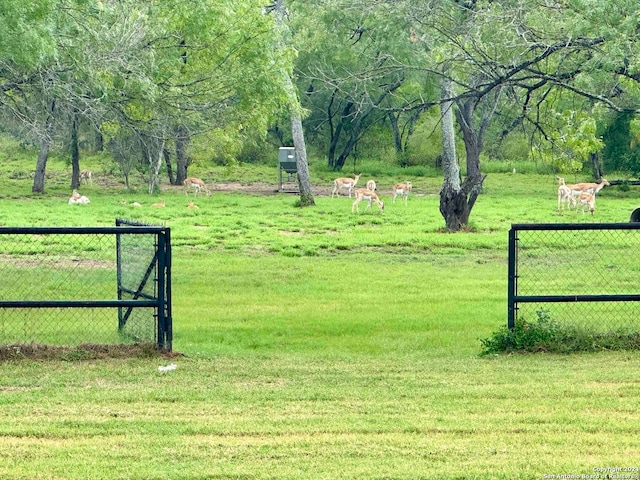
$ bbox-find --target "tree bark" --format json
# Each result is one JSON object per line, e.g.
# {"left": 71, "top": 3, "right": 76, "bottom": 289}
{"left": 175, "top": 124, "right": 189, "bottom": 185}
{"left": 590, "top": 152, "right": 603, "bottom": 181}
{"left": 149, "top": 139, "right": 165, "bottom": 195}
{"left": 274, "top": 0, "right": 315, "bottom": 206}
{"left": 70, "top": 111, "right": 80, "bottom": 189}
{"left": 439, "top": 78, "right": 467, "bottom": 232}
{"left": 164, "top": 148, "right": 174, "bottom": 185}
{"left": 32, "top": 99, "right": 56, "bottom": 194}
{"left": 292, "top": 115, "right": 315, "bottom": 206}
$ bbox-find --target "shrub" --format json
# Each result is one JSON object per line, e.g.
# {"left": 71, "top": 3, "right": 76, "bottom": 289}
{"left": 480, "top": 310, "right": 640, "bottom": 355}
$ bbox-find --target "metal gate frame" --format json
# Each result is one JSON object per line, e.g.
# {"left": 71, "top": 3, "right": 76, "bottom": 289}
{"left": 508, "top": 222, "right": 640, "bottom": 330}
{"left": 0, "top": 222, "right": 172, "bottom": 350}
{"left": 116, "top": 219, "right": 172, "bottom": 350}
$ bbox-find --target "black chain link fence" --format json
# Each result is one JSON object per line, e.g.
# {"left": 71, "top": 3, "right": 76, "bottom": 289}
{"left": 508, "top": 223, "right": 640, "bottom": 333}
{"left": 0, "top": 221, "right": 171, "bottom": 350}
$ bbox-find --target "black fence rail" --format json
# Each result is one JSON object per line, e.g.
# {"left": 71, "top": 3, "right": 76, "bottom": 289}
{"left": 0, "top": 220, "right": 171, "bottom": 350}
{"left": 508, "top": 223, "right": 640, "bottom": 333}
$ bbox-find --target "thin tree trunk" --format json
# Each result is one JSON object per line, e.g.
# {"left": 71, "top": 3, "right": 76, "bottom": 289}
{"left": 32, "top": 99, "right": 56, "bottom": 194}
{"left": 149, "top": 139, "right": 165, "bottom": 195}
{"left": 70, "top": 111, "right": 80, "bottom": 189}
{"left": 274, "top": 0, "right": 315, "bottom": 206}
{"left": 164, "top": 148, "right": 174, "bottom": 185}
{"left": 175, "top": 125, "right": 189, "bottom": 185}
{"left": 590, "top": 152, "right": 603, "bottom": 181}
{"left": 389, "top": 112, "right": 403, "bottom": 153}
{"left": 292, "top": 115, "right": 314, "bottom": 206}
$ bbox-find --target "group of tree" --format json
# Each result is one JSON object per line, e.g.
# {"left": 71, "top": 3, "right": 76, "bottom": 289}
{"left": 3, "top": 0, "right": 640, "bottom": 230}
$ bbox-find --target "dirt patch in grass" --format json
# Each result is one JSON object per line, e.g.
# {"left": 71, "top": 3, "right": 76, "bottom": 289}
{"left": 0, "top": 342, "right": 181, "bottom": 362}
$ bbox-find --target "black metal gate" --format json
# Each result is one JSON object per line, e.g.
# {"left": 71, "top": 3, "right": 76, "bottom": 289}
{"left": 0, "top": 220, "right": 172, "bottom": 350}
{"left": 116, "top": 219, "right": 172, "bottom": 350}
{"left": 508, "top": 222, "right": 640, "bottom": 333}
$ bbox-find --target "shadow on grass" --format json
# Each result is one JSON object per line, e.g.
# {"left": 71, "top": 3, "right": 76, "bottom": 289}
{"left": 0, "top": 342, "right": 182, "bottom": 361}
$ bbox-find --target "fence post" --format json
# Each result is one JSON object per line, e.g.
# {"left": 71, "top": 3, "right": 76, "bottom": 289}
{"left": 156, "top": 228, "right": 172, "bottom": 350}
{"left": 507, "top": 226, "right": 517, "bottom": 329}
{"left": 116, "top": 219, "right": 124, "bottom": 330}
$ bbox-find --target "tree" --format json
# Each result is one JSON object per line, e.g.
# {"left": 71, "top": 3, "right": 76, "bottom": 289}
{"left": 402, "top": 0, "right": 619, "bottom": 230}
{"left": 439, "top": 77, "right": 466, "bottom": 230}
{"left": 292, "top": 0, "right": 433, "bottom": 171}
{"left": 270, "top": 0, "right": 315, "bottom": 206}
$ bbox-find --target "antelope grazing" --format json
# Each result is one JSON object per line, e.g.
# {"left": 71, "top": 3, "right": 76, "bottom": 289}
{"left": 352, "top": 188, "right": 384, "bottom": 213}
{"left": 566, "top": 178, "right": 609, "bottom": 210}
{"left": 366, "top": 179, "right": 377, "bottom": 191}
{"left": 332, "top": 174, "right": 361, "bottom": 198}
{"left": 183, "top": 177, "right": 211, "bottom": 197}
{"left": 80, "top": 169, "right": 92, "bottom": 185}
{"left": 578, "top": 192, "right": 596, "bottom": 215}
{"left": 151, "top": 199, "right": 166, "bottom": 208}
{"left": 392, "top": 182, "right": 412, "bottom": 204}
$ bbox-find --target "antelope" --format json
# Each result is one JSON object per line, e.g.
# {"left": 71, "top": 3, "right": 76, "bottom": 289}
{"left": 578, "top": 192, "right": 596, "bottom": 215}
{"left": 332, "top": 174, "right": 361, "bottom": 198}
{"left": 184, "top": 177, "right": 211, "bottom": 197}
{"left": 557, "top": 178, "right": 576, "bottom": 210}
{"left": 366, "top": 179, "right": 377, "bottom": 191}
{"left": 80, "top": 170, "right": 92, "bottom": 185}
{"left": 352, "top": 188, "right": 384, "bottom": 213}
{"left": 68, "top": 190, "right": 90, "bottom": 204}
{"left": 392, "top": 182, "right": 412, "bottom": 204}
{"left": 566, "top": 178, "right": 609, "bottom": 210}
{"left": 187, "top": 201, "right": 199, "bottom": 210}
{"left": 557, "top": 184, "right": 576, "bottom": 210}
{"left": 151, "top": 199, "right": 166, "bottom": 208}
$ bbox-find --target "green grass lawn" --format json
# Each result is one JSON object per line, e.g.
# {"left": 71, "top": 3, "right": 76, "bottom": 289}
{"left": 0, "top": 154, "right": 639, "bottom": 479}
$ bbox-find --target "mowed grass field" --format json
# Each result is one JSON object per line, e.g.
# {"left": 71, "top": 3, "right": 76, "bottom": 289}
{"left": 0, "top": 154, "right": 639, "bottom": 479}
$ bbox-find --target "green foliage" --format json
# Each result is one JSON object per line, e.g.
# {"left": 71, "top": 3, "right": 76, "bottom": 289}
{"left": 481, "top": 310, "right": 640, "bottom": 355}
{"left": 601, "top": 111, "right": 640, "bottom": 175}
{"left": 530, "top": 109, "right": 604, "bottom": 174}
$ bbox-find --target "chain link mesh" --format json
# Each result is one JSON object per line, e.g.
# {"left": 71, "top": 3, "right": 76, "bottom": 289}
{"left": 513, "top": 226, "right": 640, "bottom": 333}
{"left": 0, "top": 228, "right": 163, "bottom": 347}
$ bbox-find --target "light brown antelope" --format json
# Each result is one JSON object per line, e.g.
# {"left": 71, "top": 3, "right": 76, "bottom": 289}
{"left": 80, "top": 170, "right": 92, "bottom": 185}
{"left": 352, "top": 188, "right": 384, "bottom": 213}
{"left": 392, "top": 182, "right": 412, "bottom": 204}
{"left": 184, "top": 177, "right": 211, "bottom": 197}
{"left": 332, "top": 174, "right": 361, "bottom": 198}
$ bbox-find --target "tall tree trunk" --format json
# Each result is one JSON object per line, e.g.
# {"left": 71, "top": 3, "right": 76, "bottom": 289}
{"left": 94, "top": 130, "right": 104, "bottom": 152}
{"left": 32, "top": 99, "right": 56, "bottom": 194}
{"left": 70, "top": 110, "right": 80, "bottom": 189}
{"left": 438, "top": 78, "right": 467, "bottom": 232}
{"left": 455, "top": 94, "right": 492, "bottom": 217}
{"left": 327, "top": 97, "right": 353, "bottom": 169}
{"left": 292, "top": 115, "right": 315, "bottom": 206}
{"left": 389, "top": 112, "right": 403, "bottom": 153}
{"left": 148, "top": 139, "right": 165, "bottom": 195}
{"left": 590, "top": 152, "right": 603, "bottom": 181}
{"left": 164, "top": 148, "right": 174, "bottom": 185}
{"left": 175, "top": 124, "right": 189, "bottom": 185}
{"left": 274, "top": 0, "right": 315, "bottom": 206}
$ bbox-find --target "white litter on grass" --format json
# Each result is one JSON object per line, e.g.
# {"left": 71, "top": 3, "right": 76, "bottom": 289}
{"left": 158, "top": 363, "right": 177, "bottom": 372}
